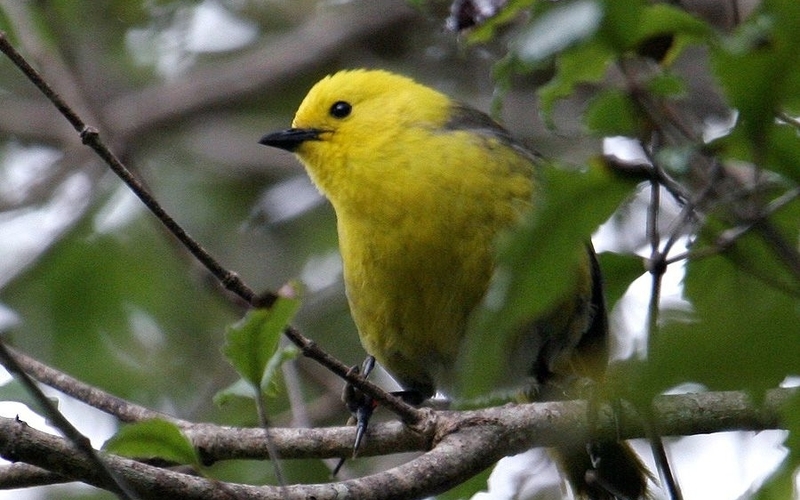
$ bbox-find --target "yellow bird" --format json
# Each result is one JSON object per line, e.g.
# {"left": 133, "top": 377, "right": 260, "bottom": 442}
{"left": 260, "top": 69, "right": 647, "bottom": 500}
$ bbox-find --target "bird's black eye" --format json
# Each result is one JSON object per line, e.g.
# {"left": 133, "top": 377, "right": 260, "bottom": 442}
{"left": 329, "top": 101, "right": 352, "bottom": 119}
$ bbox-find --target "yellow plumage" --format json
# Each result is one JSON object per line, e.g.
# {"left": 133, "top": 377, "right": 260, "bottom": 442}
{"left": 277, "top": 70, "right": 535, "bottom": 396}
{"left": 260, "top": 69, "right": 647, "bottom": 500}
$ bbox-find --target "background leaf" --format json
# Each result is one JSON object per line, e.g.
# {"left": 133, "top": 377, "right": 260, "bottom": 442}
{"left": 0, "top": 0, "right": 797, "bottom": 498}
{"left": 711, "top": 0, "right": 800, "bottom": 150}
{"left": 584, "top": 89, "right": 643, "bottom": 137}
{"left": 596, "top": 251, "right": 646, "bottom": 311}
{"left": 103, "top": 419, "right": 200, "bottom": 468}
{"left": 636, "top": 254, "right": 800, "bottom": 401}
{"left": 222, "top": 293, "right": 301, "bottom": 390}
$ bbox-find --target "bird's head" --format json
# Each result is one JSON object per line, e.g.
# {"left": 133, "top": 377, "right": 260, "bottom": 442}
{"left": 259, "top": 69, "right": 452, "bottom": 195}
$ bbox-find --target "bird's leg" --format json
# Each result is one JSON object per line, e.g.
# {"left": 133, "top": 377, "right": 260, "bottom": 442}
{"left": 333, "top": 356, "right": 377, "bottom": 475}
{"left": 333, "top": 357, "right": 429, "bottom": 476}
{"left": 345, "top": 356, "right": 377, "bottom": 453}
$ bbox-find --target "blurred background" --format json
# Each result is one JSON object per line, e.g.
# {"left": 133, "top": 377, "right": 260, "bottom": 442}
{"left": 0, "top": 1, "right": 791, "bottom": 499}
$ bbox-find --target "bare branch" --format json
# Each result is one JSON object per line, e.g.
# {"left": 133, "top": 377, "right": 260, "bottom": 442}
{"left": 0, "top": 342, "right": 138, "bottom": 499}
{"left": 0, "top": 463, "right": 69, "bottom": 489}
{"left": 6, "top": 346, "right": 182, "bottom": 425}
{"left": 0, "top": 0, "right": 101, "bottom": 140}
{"left": 103, "top": 0, "right": 417, "bottom": 141}
{"left": 0, "top": 389, "right": 793, "bottom": 497}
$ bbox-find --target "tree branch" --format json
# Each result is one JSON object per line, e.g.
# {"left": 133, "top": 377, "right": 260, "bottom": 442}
{"left": 0, "top": 462, "right": 70, "bottom": 489}
{"left": 0, "top": 389, "right": 793, "bottom": 497}
{"left": 6, "top": 346, "right": 184, "bottom": 425}
{"left": 103, "top": 0, "right": 417, "bottom": 141}
{"left": 0, "top": 0, "right": 417, "bottom": 144}
{"left": 0, "top": 343, "right": 138, "bottom": 499}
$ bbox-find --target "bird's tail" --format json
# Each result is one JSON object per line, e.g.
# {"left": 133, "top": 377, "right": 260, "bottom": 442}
{"left": 552, "top": 440, "right": 649, "bottom": 500}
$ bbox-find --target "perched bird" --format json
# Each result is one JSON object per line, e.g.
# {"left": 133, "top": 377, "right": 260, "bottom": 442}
{"left": 260, "top": 69, "right": 647, "bottom": 499}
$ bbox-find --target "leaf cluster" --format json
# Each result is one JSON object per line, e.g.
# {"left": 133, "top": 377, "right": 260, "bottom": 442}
{"left": 0, "top": 1, "right": 798, "bottom": 499}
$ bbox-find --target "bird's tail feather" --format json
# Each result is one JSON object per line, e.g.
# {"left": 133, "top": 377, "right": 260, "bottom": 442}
{"left": 551, "top": 440, "right": 649, "bottom": 500}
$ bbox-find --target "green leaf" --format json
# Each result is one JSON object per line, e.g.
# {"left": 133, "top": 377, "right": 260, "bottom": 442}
{"left": 584, "top": 89, "right": 643, "bottom": 137}
{"left": 712, "top": 0, "right": 800, "bottom": 150}
{"left": 635, "top": 4, "right": 710, "bottom": 64}
{"left": 457, "top": 161, "right": 637, "bottom": 400}
{"left": 712, "top": 120, "right": 800, "bottom": 185}
{"left": 222, "top": 289, "right": 301, "bottom": 389}
{"left": 213, "top": 378, "right": 256, "bottom": 407}
{"left": 636, "top": 3, "right": 709, "bottom": 40}
{"left": 499, "top": 162, "right": 637, "bottom": 329}
{"left": 261, "top": 344, "right": 300, "bottom": 397}
{"left": 466, "top": 0, "right": 537, "bottom": 44}
{"left": 697, "top": 185, "right": 800, "bottom": 299}
{"left": 765, "top": 123, "right": 800, "bottom": 184}
{"left": 646, "top": 72, "right": 686, "bottom": 97}
{"left": 599, "top": 0, "right": 708, "bottom": 53}
{"left": 596, "top": 251, "right": 646, "bottom": 311}
{"left": 214, "top": 343, "right": 297, "bottom": 409}
{"left": 597, "top": 0, "right": 644, "bottom": 51}
{"left": 538, "top": 40, "right": 615, "bottom": 122}
{"left": 638, "top": 254, "right": 800, "bottom": 401}
{"left": 534, "top": 0, "right": 709, "bottom": 123}
{"left": 103, "top": 419, "right": 199, "bottom": 467}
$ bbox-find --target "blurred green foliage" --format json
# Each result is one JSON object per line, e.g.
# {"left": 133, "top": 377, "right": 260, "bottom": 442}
{"left": 0, "top": 0, "right": 798, "bottom": 499}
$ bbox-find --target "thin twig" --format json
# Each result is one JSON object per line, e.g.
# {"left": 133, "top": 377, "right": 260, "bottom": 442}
{"left": 643, "top": 415, "right": 684, "bottom": 500}
{"left": 82, "top": 127, "right": 265, "bottom": 305}
{"left": 639, "top": 138, "right": 683, "bottom": 500}
{"left": 660, "top": 159, "right": 723, "bottom": 259}
{"left": 253, "top": 392, "right": 288, "bottom": 497}
{"left": 8, "top": 315, "right": 422, "bottom": 436}
{"left": 0, "top": 31, "right": 263, "bottom": 306}
{"left": 729, "top": 0, "right": 741, "bottom": 27}
{"left": 644, "top": 174, "right": 666, "bottom": 363}
{"left": 646, "top": 194, "right": 684, "bottom": 500}
{"left": 0, "top": 28, "right": 422, "bottom": 429}
{"left": 776, "top": 111, "right": 800, "bottom": 130}
{"left": 283, "top": 326, "right": 423, "bottom": 425}
{"left": 0, "top": 463, "right": 70, "bottom": 489}
{"left": 664, "top": 185, "right": 800, "bottom": 267}
{"left": 0, "top": 341, "right": 138, "bottom": 499}
{"left": 6, "top": 346, "right": 182, "bottom": 424}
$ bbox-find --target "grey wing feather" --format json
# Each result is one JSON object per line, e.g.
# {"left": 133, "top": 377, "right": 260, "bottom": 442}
{"left": 445, "top": 103, "right": 542, "bottom": 164}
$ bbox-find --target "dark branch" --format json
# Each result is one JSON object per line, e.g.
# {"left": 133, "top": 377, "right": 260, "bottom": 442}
{"left": 0, "top": 389, "right": 793, "bottom": 497}
{"left": 6, "top": 346, "right": 183, "bottom": 425}
{"left": 0, "top": 342, "right": 137, "bottom": 499}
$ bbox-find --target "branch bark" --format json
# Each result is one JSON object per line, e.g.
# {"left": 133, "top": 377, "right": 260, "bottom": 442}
{"left": 0, "top": 388, "right": 793, "bottom": 498}
{"left": 4, "top": 343, "right": 794, "bottom": 498}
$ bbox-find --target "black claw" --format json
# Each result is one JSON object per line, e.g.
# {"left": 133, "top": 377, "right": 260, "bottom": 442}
{"left": 352, "top": 395, "right": 376, "bottom": 455}
{"left": 334, "top": 356, "right": 378, "bottom": 476}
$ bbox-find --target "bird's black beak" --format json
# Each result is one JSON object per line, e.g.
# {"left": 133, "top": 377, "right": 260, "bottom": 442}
{"left": 259, "top": 128, "right": 323, "bottom": 152}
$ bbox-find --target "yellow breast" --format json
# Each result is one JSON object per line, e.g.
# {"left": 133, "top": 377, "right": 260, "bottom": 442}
{"left": 313, "top": 127, "right": 534, "bottom": 396}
